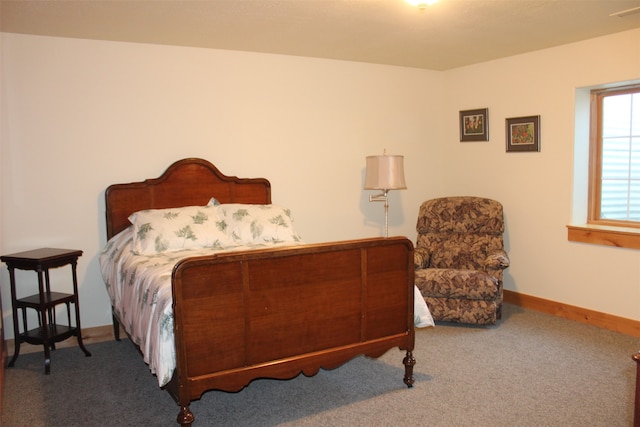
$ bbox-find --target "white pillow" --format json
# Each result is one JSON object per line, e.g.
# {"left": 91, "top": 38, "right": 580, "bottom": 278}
{"left": 128, "top": 205, "right": 232, "bottom": 254}
{"left": 219, "top": 203, "right": 302, "bottom": 245}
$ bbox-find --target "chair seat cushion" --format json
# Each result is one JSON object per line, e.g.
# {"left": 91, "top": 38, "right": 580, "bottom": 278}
{"left": 415, "top": 268, "right": 499, "bottom": 300}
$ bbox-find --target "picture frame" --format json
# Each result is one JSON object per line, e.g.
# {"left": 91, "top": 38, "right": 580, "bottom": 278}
{"left": 459, "top": 108, "right": 489, "bottom": 142}
{"left": 506, "top": 115, "right": 540, "bottom": 152}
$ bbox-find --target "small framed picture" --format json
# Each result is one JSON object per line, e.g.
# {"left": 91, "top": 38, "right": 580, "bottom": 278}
{"left": 459, "top": 108, "right": 489, "bottom": 142}
{"left": 506, "top": 115, "right": 540, "bottom": 152}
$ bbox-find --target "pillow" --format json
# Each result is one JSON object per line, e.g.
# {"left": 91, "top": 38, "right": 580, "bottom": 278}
{"left": 128, "top": 205, "right": 232, "bottom": 254}
{"left": 219, "top": 203, "right": 302, "bottom": 245}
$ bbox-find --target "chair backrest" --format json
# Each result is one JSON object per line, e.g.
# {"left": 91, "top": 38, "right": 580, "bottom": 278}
{"left": 416, "top": 196, "right": 505, "bottom": 270}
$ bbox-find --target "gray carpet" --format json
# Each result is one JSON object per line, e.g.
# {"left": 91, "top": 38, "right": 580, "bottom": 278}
{"left": 2, "top": 304, "right": 638, "bottom": 427}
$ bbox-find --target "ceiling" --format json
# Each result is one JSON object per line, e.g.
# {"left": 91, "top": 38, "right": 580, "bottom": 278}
{"left": 1, "top": 0, "right": 640, "bottom": 71}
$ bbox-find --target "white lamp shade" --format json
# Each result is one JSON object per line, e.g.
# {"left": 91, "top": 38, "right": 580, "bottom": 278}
{"left": 364, "top": 154, "right": 407, "bottom": 190}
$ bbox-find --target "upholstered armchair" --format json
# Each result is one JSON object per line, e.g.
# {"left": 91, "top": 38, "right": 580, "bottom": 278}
{"left": 414, "top": 197, "right": 510, "bottom": 325}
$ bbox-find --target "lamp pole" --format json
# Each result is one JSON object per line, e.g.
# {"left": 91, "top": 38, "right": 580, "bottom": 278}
{"left": 369, "top": 189, "right": 390, "bottom": 238}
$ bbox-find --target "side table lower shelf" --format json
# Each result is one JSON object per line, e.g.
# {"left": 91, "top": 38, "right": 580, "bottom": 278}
{"left": 9, "top": 291, "right": 92, "bottom": 373}
{"left": 20, "top": 324, "right": 79, "bottom": 346}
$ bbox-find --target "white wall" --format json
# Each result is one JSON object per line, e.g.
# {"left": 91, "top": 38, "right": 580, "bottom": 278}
{"left": 1, "top": 29, "right": 638, "bottom": 339}
{"left": 0, "top": 34, "right": 445, "bottom": 337}
{"left": 443, "top": 29, "right": 640, "bottom": 320}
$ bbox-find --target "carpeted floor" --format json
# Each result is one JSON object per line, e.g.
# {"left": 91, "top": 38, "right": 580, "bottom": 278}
{"left": 2, "top": 303, "right": 638, "bottom": 426}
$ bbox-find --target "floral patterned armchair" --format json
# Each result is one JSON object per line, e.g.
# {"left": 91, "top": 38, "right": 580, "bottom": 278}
{"left": 414, "top": 197, "right": 510, "bottom": 325}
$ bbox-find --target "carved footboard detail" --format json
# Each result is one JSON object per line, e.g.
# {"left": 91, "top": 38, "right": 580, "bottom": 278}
{"left": 170, "top": 237, "right": 415, "bottom": 425}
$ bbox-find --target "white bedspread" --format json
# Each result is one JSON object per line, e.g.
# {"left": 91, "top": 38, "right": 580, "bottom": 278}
{"left": 99, "top": 228, "right": 433, "bottom": 387}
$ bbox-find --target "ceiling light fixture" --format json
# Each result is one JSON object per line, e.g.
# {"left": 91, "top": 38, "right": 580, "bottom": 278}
{"left": 405, "top": 0, "right": 438, "bottom": 9}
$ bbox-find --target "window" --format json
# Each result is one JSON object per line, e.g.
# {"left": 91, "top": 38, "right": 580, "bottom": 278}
{"left": 567, "top": 83, "right": 640, "bottom": 249}
{"left": 589, "top": 85, "right": 640, "bottom": 227}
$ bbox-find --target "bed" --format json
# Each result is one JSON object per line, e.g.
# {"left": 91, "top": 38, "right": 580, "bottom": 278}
{"left": 100, "top": 158, "right": 422, "bottom": 426}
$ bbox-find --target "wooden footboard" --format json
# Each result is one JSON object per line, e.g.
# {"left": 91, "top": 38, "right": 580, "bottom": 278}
{"left": 165, "top": 237, "right": 415, "bottom": 426}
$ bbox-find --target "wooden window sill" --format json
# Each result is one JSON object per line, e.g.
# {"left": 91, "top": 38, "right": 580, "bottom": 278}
{"left": 567, "top": 224, "right": 640, "bottom": 250}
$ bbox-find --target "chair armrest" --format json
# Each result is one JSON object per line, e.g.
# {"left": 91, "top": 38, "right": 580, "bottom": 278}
{"left": 414, "top": 248, "right": 430, "bottom": 269}
{"left": 484, "top": 249, "right": 510, "bottom": 271}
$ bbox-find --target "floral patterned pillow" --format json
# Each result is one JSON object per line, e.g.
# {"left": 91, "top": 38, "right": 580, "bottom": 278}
{"left": 128, "top": 205, "right": 233, "bottom": 254}
{"left": 219, "top": 203, "right": 303, "bottom": 245}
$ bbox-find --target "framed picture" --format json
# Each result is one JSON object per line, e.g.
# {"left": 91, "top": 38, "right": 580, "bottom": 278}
{"left": 459, "top": 108, "right": 489, "bottom": 142}
{"left": 506, "top": 115, "right": 540, "bottom": 152}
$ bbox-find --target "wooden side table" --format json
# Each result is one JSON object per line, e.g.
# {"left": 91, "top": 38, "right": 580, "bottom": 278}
{"left": 1, "top": 248, "right": 91, "bottom": 374}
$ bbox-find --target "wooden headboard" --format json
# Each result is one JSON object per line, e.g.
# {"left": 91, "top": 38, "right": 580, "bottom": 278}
{"left": 105, "top": 158, "right": 272, "bottom": 239}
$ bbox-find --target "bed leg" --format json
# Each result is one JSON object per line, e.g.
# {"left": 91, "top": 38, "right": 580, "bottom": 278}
{"left": 177, "top": 405, "right": 195, "bottom": 426}
{"left": 112, "top": 312, "right": 121, "bottom": 341}
{"left": 403, "top": 350, "right": 416, "bottom": 388}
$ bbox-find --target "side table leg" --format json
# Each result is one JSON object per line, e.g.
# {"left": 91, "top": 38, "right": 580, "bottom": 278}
{"left": 37, "top": 268, "right": 52, "bottom": 374}
{"left": 44, "top": 269, "right": 56, "bottom": 352}
{"left": 7, "top": 267, "right": 20, "bottom": 368}
{"left": 71, "top": 262, "right": 91, "bottom": 358}
{"left": 76, "top": 334, "right": 92, "bottom": 357}
{"left": 633, "top": 352, "right": 639, "bottom": 427}
{"left": 7, "top": 343, "right": 20, "bottom": 368}
{"left": 43, "top": 337, "right": 52, "bottom": 375}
